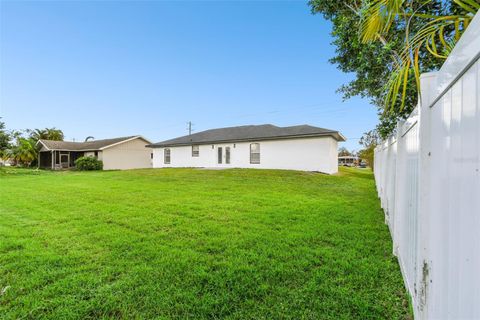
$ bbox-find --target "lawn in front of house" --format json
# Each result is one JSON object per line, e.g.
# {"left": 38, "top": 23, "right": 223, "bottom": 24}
{"left": 0, "top": 167, "right": 411, "bottom": 319}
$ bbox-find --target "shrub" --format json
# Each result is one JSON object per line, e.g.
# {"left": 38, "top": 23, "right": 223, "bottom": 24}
{"left": 75, "top": 156, "right": 103, "bottom": 171}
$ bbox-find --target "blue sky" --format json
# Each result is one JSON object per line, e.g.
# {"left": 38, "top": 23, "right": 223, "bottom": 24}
{"left": 0, "top": 0, "right": 378, "bottom": 151}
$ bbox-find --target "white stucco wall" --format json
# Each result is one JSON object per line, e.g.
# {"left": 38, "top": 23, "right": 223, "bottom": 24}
{"left": 151, "top": 136, "right": 338, "bottom": 174}
{"left": 84, "top": 151, "right": 103, "bottom": 160}
{"left": 101, "top": 137, "right": 152, "bottom": 170}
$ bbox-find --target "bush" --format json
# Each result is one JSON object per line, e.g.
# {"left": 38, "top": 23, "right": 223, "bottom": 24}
{"left": 75, "top": 156, "right": 103, "bottom": 171}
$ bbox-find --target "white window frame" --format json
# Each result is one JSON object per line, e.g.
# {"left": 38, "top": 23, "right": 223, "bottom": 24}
{"left": 225, "top": 146, "right": 231, "bottom": 164}
{"left": 217, "top": 147, "right": 223, "bottom": 164}
{"left": 192, "top": 145, "right": 199, "bottom": 157}
{"left": 250, "top": 143, "right": 260, "bottom": 164}
{"left": 164, "top": 148, "right": 171, "bottom": 164}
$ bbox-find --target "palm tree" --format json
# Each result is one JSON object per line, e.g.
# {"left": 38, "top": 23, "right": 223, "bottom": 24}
{"left": 360, "top": 0, "right": 479, "bottom": 110}
{"left": 7, "top": 138, "right": 37, "bottom": 167}
{"left": 44, "top": 128, "right": 64, "bottom": 141}
{"left": 28, "top": 128, "right": 64, "bottom": 141}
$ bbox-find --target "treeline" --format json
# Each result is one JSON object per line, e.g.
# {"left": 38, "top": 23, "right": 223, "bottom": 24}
{"left": 0, "top": 119, "right": 64, "bottom": 167}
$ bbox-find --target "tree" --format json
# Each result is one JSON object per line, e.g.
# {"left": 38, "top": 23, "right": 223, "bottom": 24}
{"left": 359, "top": 129, "right": 380, "bottom": 148}
{"left": 338, "top": 147, "right": 352, "bottom": 157}
{"left": 7, "top": 137, "right": 37, "bottom": 167}
{"left": 27, "top": 128, "right": 64, "bottom": 141}
{"left": 358, "top": 129, "right": 380, "bottom": 167}
{"left": 2, "top": 126, "right": 63, "bottom": 167}
{"left": 308, "top": 1, "right": 472, "bottom": 138}
{"left": 0, "top": 119, "right": 11, "bottom": 159}
{"left": 360, "top": 0, "right": 478, "bottom": 111}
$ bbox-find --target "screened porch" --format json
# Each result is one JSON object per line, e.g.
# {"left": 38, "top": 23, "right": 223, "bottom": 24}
{"left": 38, "top": 151, "right": 85, "bottom": 170}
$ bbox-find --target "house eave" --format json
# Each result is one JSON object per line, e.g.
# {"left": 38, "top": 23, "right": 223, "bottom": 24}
{"left": 35, "top": 140, "right": 50, "bottom": 151}
{"left": 38, "top": 148, "right": 101, "bottom": 152}
{"left": 146, "top": 132, "right": 345, "bottom": 148}
{"left": 99, "top": 136, "right": 152, "bottom": 150}
{"left": 37, "top": 136, "right": 153, "bottom": 152}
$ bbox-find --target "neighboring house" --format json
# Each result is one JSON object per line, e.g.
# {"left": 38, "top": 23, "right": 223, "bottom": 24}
{"left": 0, "top": 157, "right": 13, "bottom": 167}
{"left": 36, "top": 136, "right": 152, "bottom": 170}
{"left": 338, "top": 155, "right": 359, "bottom": 167}
{"left": 147, "top": 124, "right": 345, "bottom": 174}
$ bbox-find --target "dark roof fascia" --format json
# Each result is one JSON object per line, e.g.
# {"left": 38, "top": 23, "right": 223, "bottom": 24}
{"left": 37, "top": 136, "right": 151, "bottom": 152}
{"left": 38, "top": 148, "right": 101, "bottom": 152}
{"left": 146, "top": 132, "right": 344, "bottom": 148}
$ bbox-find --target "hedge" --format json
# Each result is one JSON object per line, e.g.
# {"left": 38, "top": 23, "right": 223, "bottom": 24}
{"left": 75, "top": 156, "right": 103, "bottom": 171}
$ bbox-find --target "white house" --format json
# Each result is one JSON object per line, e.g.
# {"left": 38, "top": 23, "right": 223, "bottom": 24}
{"left": 147, "top": 124, "right": 345, "bottom": 174}
{"left": 37, "top": 136, "right": 152, "bottom": 170}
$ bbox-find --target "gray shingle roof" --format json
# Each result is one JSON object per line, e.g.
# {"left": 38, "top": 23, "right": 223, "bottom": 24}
{"left": 147, "top": 124, "right": 345, "bottom": 148}
{"left": 38, "top": 136, "right": 143, "bottom": 151}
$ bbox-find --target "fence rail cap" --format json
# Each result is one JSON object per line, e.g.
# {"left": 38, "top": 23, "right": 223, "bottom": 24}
{"left": 425, "top": 10, "right": 480, "bottom": 109}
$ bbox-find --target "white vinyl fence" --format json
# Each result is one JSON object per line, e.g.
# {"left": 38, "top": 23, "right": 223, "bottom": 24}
{"left": 374, "top": 12, "right": 480, "bottom": 319}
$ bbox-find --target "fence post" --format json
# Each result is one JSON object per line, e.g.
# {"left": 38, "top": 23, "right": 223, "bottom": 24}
{"left": 392, "top": 120, "right": 405, "bottom": 257}
{"left": 416, "top": 72, "right": 437, "bottom": 318}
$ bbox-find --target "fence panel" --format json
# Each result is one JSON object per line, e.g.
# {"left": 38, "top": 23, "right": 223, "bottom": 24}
{"left": 393, "top": 109, "right": 419, "bottom": 298}
{"left": 374, "top": 12, "right": 480, "bottom": 319}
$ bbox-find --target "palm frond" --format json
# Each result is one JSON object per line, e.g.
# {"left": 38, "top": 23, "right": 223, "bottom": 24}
{"left": 453, "top": 0, "right": 480, "bottom": 14}
{"left": 360, "top": 0, "right": 476, "bottom": 111}
{"left": 360, "top": 0, "right": 406, "bottom": 43}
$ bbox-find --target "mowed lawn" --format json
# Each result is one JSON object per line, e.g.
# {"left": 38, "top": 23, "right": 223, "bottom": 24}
{"left": 0, "top": 167, "right": 411, "bottom": 319}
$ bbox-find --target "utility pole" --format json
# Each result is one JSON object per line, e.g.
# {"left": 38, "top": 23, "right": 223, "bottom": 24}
{"left": 187, "top": 121, "right": 194, "bottom": 135}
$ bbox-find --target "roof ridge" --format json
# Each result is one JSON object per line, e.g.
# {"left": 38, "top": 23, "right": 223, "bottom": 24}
{"left": 39, "top": 139, "right": 84, "bottom": 144}
{"left": 83, "top": 135, "right": 137, "bottom": 143}
{"left": 283, "top": 124, "right": 336, "bottom": 131}
{"left": 147, "top": 123, "right": 344, "bottom": 147}
{"left": 40, "top": 135, "right": 138, "bottom": 143}
{"left": 37, "top": 136, "right": 149, "bottom": 151}
{"left": 203, "top": 124, "right": 277, "bottom": 130}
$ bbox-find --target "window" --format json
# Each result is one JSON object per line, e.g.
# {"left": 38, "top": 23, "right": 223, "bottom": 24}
{"left": 164, "top": 148, "right": 171, "bottom": 164}
{"left": 94, "top": 151, "right": 98, "bottom": 157}
{"left": 151, "top": 153, "right": 153, "bottom": 159}
{"left": 225, "top": 147, "right": 231, "bottom": 164}
{"left": 217, "top": 147, "right": 223, "bottom": 164}
{"left": 250, "top": 143, "right": 260, "bottom": 164}
{"left": 192, "top": 145, "right": 199, "bottom": 157}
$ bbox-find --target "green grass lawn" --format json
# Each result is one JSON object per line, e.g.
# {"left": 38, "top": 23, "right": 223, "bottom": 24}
{"left": 0, "top": 167, "right": 411, "bottom": 319}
